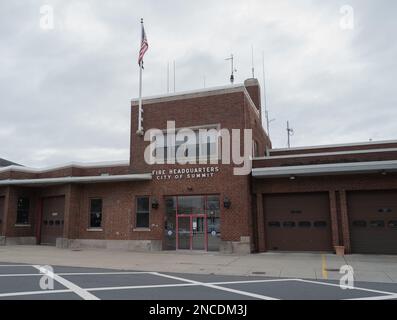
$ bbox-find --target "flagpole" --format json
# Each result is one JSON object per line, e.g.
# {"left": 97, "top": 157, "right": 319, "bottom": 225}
{"left": 137, "top": 18, "right": 144, "bottom": 136}
{"left": 137, "top": 61, "right": 143, "bottom": 135}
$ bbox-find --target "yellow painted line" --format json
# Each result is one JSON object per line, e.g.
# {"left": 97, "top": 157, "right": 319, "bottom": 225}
{"left": 322, "top": 255, "right": 328, "bottom": 279}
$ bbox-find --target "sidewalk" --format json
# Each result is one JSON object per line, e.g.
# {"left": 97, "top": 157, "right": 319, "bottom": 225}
{"left": 0, "top": 246, "right": 396, "bottom": 283}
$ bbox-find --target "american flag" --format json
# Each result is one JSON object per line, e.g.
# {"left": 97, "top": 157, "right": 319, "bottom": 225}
{"left": 138, "top": 20, "right": 148, "bottom": 67}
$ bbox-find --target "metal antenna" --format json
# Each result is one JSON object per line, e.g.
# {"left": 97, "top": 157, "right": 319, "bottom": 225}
{"left": 262, "top": 51, "right": 275, "bottom": 138}
{"left": 203, "top": 75, "right": 206, "bottom": 88}
{"left": 225, "top": 54, "right": 236, "bottom": 84}
{"left": 287, "top": 121, "right": 294, "bottom": 148}
{"left": 173, "top": 60, "right": 176, "bottom": 92}
{"left": 251, "top": 45, "right": 255, "bottom": 78}
{"left": 167, "top": 62, "right": 170, "bottom": 93}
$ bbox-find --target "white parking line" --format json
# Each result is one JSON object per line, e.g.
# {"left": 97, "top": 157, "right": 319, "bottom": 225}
{"left": 0, "top": 289, "right": 72, "bottom": 298}
{"left": 151, "top": 272, "right": 280, "bottom": 300}
{"left": 296, "top": 279, "right": 397, "bottom": 297}
{"left": 0, "top": 265, "right": 35, "bottom": 267}
{"left": 86, "top": 278, "right": 297, "bottom": 293}
{"left": 0, "top": 271, "right": 152, "bottom": 277}
{"left": 346, "top": 294, "right": 397, "bottom": 301}
{"left": 33, "top": 266, "right": 100, "bottom": 300}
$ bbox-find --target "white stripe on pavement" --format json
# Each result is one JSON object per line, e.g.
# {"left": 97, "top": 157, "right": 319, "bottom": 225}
{"left": 346, "top": 294, "right": 397, "bottom": 301}
{"left": 0, "top": 271, "right": 152, "bottom": 278}
{"left": 151, "top": 272, "right": 279, "bottom": 300}
{"left": 0, "top": 290, "right": 72, "bottom": 298}
{"left": 296, "top": 279, "right": 397, "bottom": 296}
{"left": 33, "top": 266, "right": 100, "bottom": 300}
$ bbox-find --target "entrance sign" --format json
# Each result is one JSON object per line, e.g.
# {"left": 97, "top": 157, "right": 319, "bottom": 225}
{"left": 152, "top": 166, "right": 220, "bottom": 181}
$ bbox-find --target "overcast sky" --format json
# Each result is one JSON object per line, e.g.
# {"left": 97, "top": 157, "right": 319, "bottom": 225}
{"left": 1, "top": 0, "right": 396, "bottom": 167}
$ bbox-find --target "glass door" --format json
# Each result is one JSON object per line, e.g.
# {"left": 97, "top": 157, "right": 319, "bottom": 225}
{"left": 192, "top": 215, "right": 207, "bottom": 250}
{"left": 177, "top": 216, "right": 190, "bottom": 250}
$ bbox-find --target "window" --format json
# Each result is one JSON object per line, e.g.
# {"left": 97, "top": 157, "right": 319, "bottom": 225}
{"left": 136, "top": 197, "right": 150, "bottom": 228}
{"left": 89, "top": 199, "right": 103, "bottom": 228}
{"left": 378, "top": 208, "right": 392, "bottom": 213}
{"left": 388, "top": 221, "right": 397, "bottom": 229}
{"left": 283, "top": 221, "right": 296, "bottom": 228}
{"left": 268, "top": 221, "right": 281, "bottom": 228}
{"left": 299, "top": 221, "right": 311, "bottom": 228}
{"left": 352, "top": 220, "right": 367, "bottom": 228}
{"left": 253, "top": 141, "right": 259, "bottom": 157}
{"left": 16, "top": 197, "right": 30, "bottom": 225}
{"left": 153, "top": 128, "right": 219, "bottom": 163}
{"left": 370, "top": 220, "right": 385, "bottom": 228}
{"left": 314, "top": 221, "right": 327, "bottom": 228}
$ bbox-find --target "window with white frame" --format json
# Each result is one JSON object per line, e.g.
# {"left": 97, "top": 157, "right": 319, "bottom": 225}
{"left": 153, "top": 127, "right": 219, "bottom": 163}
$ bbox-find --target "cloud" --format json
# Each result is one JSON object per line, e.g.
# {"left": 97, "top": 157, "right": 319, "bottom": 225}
{"left": 0, "top": 0, "right": 396, "bottom": 166}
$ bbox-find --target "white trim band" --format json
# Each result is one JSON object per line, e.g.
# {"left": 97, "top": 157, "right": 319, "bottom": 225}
{"left": 0, "top": 173, "right": 152, "bottom": 186}
{"left": 254, "top": 148, "right": 397, "bottom": 160}
{"left": 0, "top": 160, "right": 129, "bottom": 174}
{"left": 252, "top": 160, "right": 397, "bottom": 178}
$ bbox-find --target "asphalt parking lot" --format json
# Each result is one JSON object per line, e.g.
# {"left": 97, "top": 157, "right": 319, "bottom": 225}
{"left": 0, "top": 262, "right": 397, "bottom": 300}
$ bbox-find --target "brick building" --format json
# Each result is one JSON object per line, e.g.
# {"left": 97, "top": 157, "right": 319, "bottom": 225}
{"left": 1, "top": 78, "right": 396, "bottom": 254}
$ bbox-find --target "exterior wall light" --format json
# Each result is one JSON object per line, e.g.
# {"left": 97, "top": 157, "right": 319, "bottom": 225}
{"left": 152, "top": 198, "right": 159, "bottom": 209}
{"left": 223, "top": 197, "right": 231, "bottom": 209}
{"left": 289, "top": 176, "right": 296, "bottom": 181}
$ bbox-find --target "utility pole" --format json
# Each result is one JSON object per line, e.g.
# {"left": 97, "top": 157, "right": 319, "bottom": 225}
{"left": 287, "top": 121, "right": 294, "bottom": 148}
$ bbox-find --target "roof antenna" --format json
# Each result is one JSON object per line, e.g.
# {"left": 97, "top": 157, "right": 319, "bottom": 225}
{"left": 251, "top": 45, "right": 255, "bottom": 78}
{"left": 287, "top": 121, "right": 294, "bottom": 148}
{"left": 167, "top": 62, "right": 170, "bottom": 93}
{"left": 225, "top": 54, "right": 237, "bottom": 84}
{"left": 173, "top": 60, "right": 176, "bottom": 92}
{"left": 262, "top": 51, "right": 275, "bottom": 138}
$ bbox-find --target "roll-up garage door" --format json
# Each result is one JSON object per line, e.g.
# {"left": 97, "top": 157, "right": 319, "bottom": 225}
{"left": 347, "top": 190, "right": 397, "bottom": 254}
{"left": 264, "top": 193, "right": 333, "bottom": 252}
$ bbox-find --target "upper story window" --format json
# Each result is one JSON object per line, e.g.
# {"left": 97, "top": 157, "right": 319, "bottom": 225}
{"left": 253, "top": 140, "right": 259, "bottom": 157}
{"left": 153, "top": 127, "right": 219, "bottom": 163}
{"left": 89, "top": 199, "right": 103, "bottom": 228}
{"left": 16, "top": 197, "right": 30, "bottom": 225}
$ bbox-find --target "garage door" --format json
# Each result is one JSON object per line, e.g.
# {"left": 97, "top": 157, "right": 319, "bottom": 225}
{"left": 264, "top": 193, "right": 333, "bottom": 252}
{"left": 0, "top": 197, "right": 4, "bottom": 236}
{"left": 347, "top": 190, "right": 397, "bottom": 255}
{"left": 41, "top": 196, "right": 65, "bottom": 245}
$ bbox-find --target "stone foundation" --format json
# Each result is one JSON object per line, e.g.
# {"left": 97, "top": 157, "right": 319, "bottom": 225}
{"left": 219, "top": 236, "right": 251, "bottom": 255}
{"left": 63, "top": 239, "right": 163, "bottom": 252}
{"left": 4, "top": 237, "right": 37, "bottom": 246}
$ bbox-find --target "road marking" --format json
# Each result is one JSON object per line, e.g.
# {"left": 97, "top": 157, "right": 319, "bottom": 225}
{"left": 296, "top": 279, "right": 397, "bottom": 296}
{"left": 0, "top": 265, "right": 35, "bottom": 267}
{"left": 322, "top": 255, "right": 328, "bottom": 280}
{"left": 0, "top": 271, "right": 152, "bottom": 277}
{"left": 346, "top": 294, "right": 397, "bottom": 301}
{"left": 87, "top": 278, "right": 299, "bottom": 292}
{"left": 0, "top": 274, "right": 41, "bottom": 277}
{"left": 0, "top": 290, "right": 72, "bottom": 298}
{"left": 33, "top": 266, "right": 100, "bottom": 300}
{"left": 151, "top": 272, "right": 279, "bottom": 300}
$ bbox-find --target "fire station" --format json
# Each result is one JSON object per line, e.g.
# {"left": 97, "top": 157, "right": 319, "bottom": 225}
{"left": 1, "top": 78, "right": 396, "bottom": 255}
